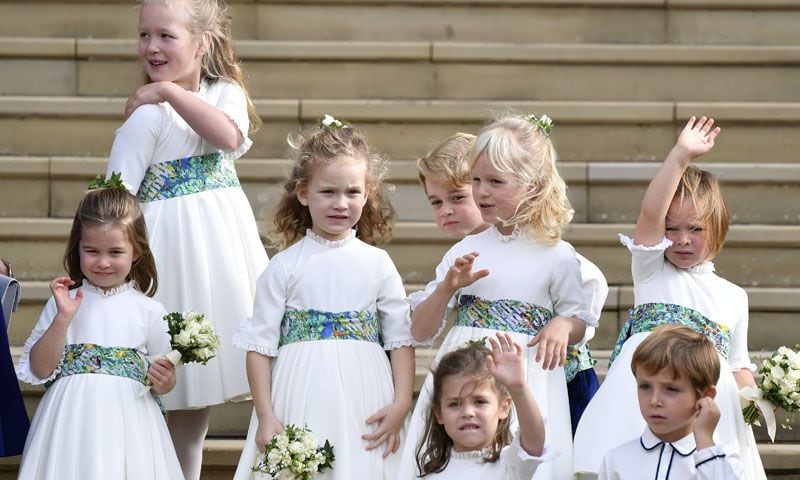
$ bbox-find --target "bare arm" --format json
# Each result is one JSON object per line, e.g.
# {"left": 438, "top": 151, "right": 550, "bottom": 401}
{"left": 634, "top": 116, "right": 721, "bottom": 247}
{"left": 29, "top": 277, "right": 83, "bottom": 379}
{"left": 246, "top": 351, "right": 283, "bottom": 452}
{"left": 733, "top": 369, "right": 756, "bottom": 390}
{"left": 125, "top": 81, "right": 243, "bottom": 152}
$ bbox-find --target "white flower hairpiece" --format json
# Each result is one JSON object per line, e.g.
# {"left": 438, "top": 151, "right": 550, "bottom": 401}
{"left": 320, "top": 114, "right": 347, "bottom": 129}
{"left": 522, "top": 113, "right": 554, "bottom": 135}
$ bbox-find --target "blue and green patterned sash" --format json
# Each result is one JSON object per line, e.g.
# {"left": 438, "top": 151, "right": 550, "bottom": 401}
{"left": 609, "top": 302, "right": 732, "bottom": 367}
{"left": 279, "top": 308, "right": 381, "bottom": 348}
{"left": 47, "top": 343, "right": 148, "bottom": 387}
{"left": 454, "top": 295, "right": 592, "bottom": 381}
{"left": 136, "top": 152, "right": 240, "bottom": 202}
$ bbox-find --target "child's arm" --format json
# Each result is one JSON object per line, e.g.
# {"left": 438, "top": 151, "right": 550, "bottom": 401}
{"left": 528, "top": 315, "right": 586, "bottom": 370}
{"left": 363, "top": 345, "right": 414, "bottom": 458}
{"left": 247, "top": 351, "right": 284, "bottom": 452}
{"left": 29, "top": 277, "right": 83, "bottom": 379}
{"left": 125, "top": 81, "right": 243, "bottom": 152}
{"left": 693, "top": 395, "right": 720, "bottom": 450}
{"left": 411, "top": 252, "right": 489, "bottom": 342}
{"left": 635, "top": 116, "right": 720, "bottom": 247}
{"left": 488, "top": 333, "right": 545, "bottom": 457}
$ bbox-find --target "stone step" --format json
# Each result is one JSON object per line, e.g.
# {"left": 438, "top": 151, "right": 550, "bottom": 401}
{"left": 5, "top": 38, "right": 800, "bottom": 102}
{"left": 3, "top": 97, "right": 800, "bottom": 162}
{"left": 2, "top": 156, "right": 799, "bottom": 225}
{"left": 1, "top": 1, "right": 799, "bottom": 45}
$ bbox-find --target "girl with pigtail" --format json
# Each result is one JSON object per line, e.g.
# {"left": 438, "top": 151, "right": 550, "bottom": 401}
{"left": 233, "top": 117, "right": 415, "bottom": 480}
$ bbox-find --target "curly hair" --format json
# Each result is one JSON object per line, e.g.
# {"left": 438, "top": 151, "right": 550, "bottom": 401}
{"left": 138, "top": 0, "right": 261, "bottom": 132}
{"left": 470, "top": 114, "right": 573, "bottom": 244}
{"left": 671, "top": 165, "right": 729, "bottom": 260}
{"left": 63, "top": 188, "right": 158, "bottom": 297}
{"left": 416, "top": 132, "right": 477, "bottom": 192}
{"left": 416, "top": 342, "right": 512, "bottom": 476}
{"left": 269, "top": 122, "right": 395, "bottom": 249}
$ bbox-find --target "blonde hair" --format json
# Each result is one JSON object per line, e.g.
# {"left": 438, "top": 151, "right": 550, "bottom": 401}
{"left": 139, "top": 0, "right": 261, "bottom": 132}
{"left": 672, "top": 165, "right": 729, "bottom": 259}
{"left": 270, "top": 123, "right": 395, "bottom": 249}
{"left": 471, "top": 114, "right": 573, "bottom": 244}
{"left": 63, "top": 188, "right": 158, "bottom": 297}
{"left": 632, "top": 324, "right": 720, "bottom": 398}
{"left": 417, "top": 342, "right": 511, "bottom": 476}
{"left": 416, "top": 133, "right": 476, "bottom": 192}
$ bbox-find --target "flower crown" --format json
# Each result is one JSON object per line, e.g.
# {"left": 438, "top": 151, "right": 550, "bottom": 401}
{"left": 522, "top": 113, "right": 554, "bottom": 135}
{"left": 320, "top": 114, "right": 348, "bottom": 129}
{"left": 88, "top": 171, "right": 128, "bottom": 192}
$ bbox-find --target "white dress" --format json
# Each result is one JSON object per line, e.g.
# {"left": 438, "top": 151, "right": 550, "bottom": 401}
{"left": 573, "top": 235, "right": 765, "bottom": 479}
{"left": 598, "top": 428, "right": 743, "bottom": 479}
{"left": 424, "top": 436, "right": 555, "bottom": 480}
{"left": 232, "top": 230, "right": 415, "bottom": 480}
{"left": 397, "top": 225, "right": 595, "bottom": 480}
{"left": 15, "top": 282, "right": 183, "bottom": 480}
{"left": 106, "top": 79, "right": 269, "bottom": 409}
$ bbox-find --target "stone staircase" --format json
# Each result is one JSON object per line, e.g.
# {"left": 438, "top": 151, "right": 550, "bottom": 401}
{"left": 2, "top": 0, "right": 800, "bottom": 478}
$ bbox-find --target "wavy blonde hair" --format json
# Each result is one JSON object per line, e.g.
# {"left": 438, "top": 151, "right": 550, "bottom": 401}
{"left": 416, "top": 132, "right": 477, "bottom": 192}
{"left": 270, "top": 123, "right": 395, "bottom": 249}
{"left": 139, "top": 0, "right": 261, "bottom": 132}
{"left": 470, "top": 114, "right": 573, "bottom": 244}
{"left": 672, "top": 165, "right": 729, "bottom": 260}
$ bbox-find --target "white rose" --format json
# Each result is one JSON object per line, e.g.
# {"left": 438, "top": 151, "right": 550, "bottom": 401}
{"left": 321, "top": 114, "right": 336, "bottom": 127}
{"left": 787, "top": 369, "right": 800, "bottom": 381}
{"left": 288, "top": 441, "right": 305, "bottom": 455}
{"left": 175, "top": 330, "right": 192, "bottom": 347}
{"left": 302, "top": 434, "right": 318, "bottom": 450}
{"left": 267, "top": 449, "right": 282, "bottom": 465}
{"left": 770, "top": 365, "right": 786, "bottom": 380}
{"left": 275, "top": 434, "right": 289, "bottom": 448}
{"left": 275, "top": 468, "right": 295, "bottom": 480}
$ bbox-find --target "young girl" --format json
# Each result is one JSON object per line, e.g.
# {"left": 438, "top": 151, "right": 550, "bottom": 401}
{"left": 232, "top": 118, "right": 415, "bottom": 479}
{"left": 104, "top": 1, "right": 269, "bottom": 477}
{"left": 573, "top": 116, "right": 766, "bottom": 479}
{"left": 15, "top": 187, "right": 183, "bottom": 479}
{"left": 418, "top": 333, "right": 554, "bottom": 479}
{"left": 401, "top": 114, "right": 597, "bottom": 479}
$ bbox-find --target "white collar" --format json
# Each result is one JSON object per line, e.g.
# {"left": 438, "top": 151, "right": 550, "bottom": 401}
{"left": 306, "top": 228, "right": 356, "bottom": 248}
{"left": 81, "top": 280, "right": 134, "bottom": 297}
{"left": 640, "top": 427, "right": 696, "bottom": 456}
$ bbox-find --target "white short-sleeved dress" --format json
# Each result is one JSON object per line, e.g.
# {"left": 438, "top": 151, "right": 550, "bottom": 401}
{"left": 15, "top": 282, "right": 183, "bottom": 480}
{"left": 106, "top": 79, "right": 269, "bottom": 409}
{"left": 423, "top": 436, "right": 555, "bottom": 480}
{"left": 397, "top": 225, "right": 595, "bottom": 480}
{"left": 232, "top": 230, "right": 414, "bottom": 480}
{"left": 573, "top": 236, "right": 765, "bottom": 479}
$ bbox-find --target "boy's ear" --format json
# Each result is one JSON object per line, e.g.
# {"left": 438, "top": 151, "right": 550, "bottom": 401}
{"left": 701, "top": 385, "right": 717, "bottom": 399}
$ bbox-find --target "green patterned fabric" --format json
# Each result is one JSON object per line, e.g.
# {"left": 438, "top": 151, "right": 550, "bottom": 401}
{"left": 279, "top": 308, "right": 381, "bottom": 348}
{"left": 609, "top": 302, "right": 732, "bottom": 367}
{"left": 47, "top": 343, "right": 147, "bottom": 387}
{"left": 565, "top": 343, "right": 596, "bottom": 383}
{"left": 136, "top": 152, "right": 239, "bottom": 202}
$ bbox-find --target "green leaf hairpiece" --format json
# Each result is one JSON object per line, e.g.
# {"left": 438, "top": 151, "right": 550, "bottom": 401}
{"left": 320, "top": 114, "right": 348, "bottom": 129}
{"left": 522, "top": 113, "right": 554, "bottom": 135}
{"left": 463, "top": 337, "right": 489, "bottom": 351}
{"left": 88, "top": 171, "right": 128, "bottom": 192}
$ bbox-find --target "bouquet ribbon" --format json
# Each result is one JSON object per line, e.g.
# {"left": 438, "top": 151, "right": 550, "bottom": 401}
{"left": 138, "top": 350, "right": 183, "bottom": 397}
{"left": 740, "top": 386, "right": 777, "bottom": 441}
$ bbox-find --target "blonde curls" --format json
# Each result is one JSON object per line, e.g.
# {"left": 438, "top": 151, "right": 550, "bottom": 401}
{"left": 471, "top": 114, "right": 573, "bottom": 244}
{"left": 416, "top": 132, "right": 476, "bottom": 192}
{"left": 269, "top": 123, "right": 395, "bottom": 249}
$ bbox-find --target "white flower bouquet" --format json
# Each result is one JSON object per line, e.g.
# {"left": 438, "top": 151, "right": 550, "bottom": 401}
{"left": 163, "top": 310, "right": 220, "bottom": 365}
{"left": 741, "top": 344, "right": 800, "bottom": 441}
{"left": 253, "top": 424, "right": 335, "bottom": 480}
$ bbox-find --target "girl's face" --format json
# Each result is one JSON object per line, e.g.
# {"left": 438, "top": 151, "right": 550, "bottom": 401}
{"left": 471, "top": 154, "right": 523, "bottom": 235}
{"left": 424, "top": 179, "right": 486, "bottom": 238}
{"left": 434, "top": 374, "right": 511, "bottom": 453}
{"left": 297, "top": 157, "right": 368, "bottom": 242}
{"left": 79, "top": 225, "right": 138, "bottom": 291}
{"left": 664, "top": 197, "right": 710, "bottom": 269}
{"left": 138, "top": 1, "right": 205, "bottom": 91}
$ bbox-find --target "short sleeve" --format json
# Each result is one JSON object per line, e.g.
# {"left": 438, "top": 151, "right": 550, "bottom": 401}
{"left": 376, "top": 252, "right": 414, "bottom": 350}
{"left": 106, "top": 104, "right": 164, "bottom": 193}
{"left": 407, "top": 248, "right": 459, "bottom": 345}
{"left": 576, "top": 252, "right": 609, "bottom": 332}
{"left": 619, "top": 234, "right": 672, "bottom": 285}
{"left": 144, "top": 300, "right": 171, "bottom": 357}
{"left": 728, "top": 290, "right": 755, "bottom": 372}
{"left": 550, "top": 243, "right": 596, "bottom": 327}
{"left": 501, "top": 434, "right": 557, "bottom": 480}
{"left": 16, "top": 296, "right": 61, "bottom": 385}
{"left": 214, "top": 81, "right": 252, "bottom": 160}
{"left": 233, "top": 258, "right": 288, "bottom": 357}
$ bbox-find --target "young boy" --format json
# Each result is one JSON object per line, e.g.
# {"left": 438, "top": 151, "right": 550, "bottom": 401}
{"left": 598, "top": 324, "right": 743, "bottom": 479}
{"left": 414, "top": 131, "right": 608, "bottom": 435}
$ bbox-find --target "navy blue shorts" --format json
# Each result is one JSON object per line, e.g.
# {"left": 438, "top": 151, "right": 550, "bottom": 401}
{"left": 567, "top": 368, "right": 600, "bottom": 436}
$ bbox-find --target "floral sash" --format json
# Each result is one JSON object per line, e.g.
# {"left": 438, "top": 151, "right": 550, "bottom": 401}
{"left": 609, "top": 302, "right": 732, "bottom": 367}
{"left": 47, "top": 343, "right": 147, "bottom": 387}
{"left": 279, "top": 308, "right": 381, "bottom": 347}
{"left": 136, "top": 152, "right": 239, "bottom": 202}
{"left": 454, "top": 295, "right": 592, "bottom": 381}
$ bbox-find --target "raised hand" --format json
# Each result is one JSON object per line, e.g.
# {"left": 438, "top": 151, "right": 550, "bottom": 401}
{"left": 362, "top": 400, "right": 410, "bottom": 458}
{"left": 674, "top": 116, "right": 721, "bottom": 160}
{"left": 442, "top": 252, "right": 490, "bottom": 291}
{"left": 486, "top": 332, "right": 526, "bottom": 390}
{"left": 255, "top": 416, "right": 284, "bottom": 453}
{"left": 50, "top": 276, "right": 83, "bottom": 322}
{"left": 693, "top": 395, "right": 721, "bottom": 449}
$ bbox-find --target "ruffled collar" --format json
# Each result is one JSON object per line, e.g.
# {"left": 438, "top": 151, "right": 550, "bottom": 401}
{"left": 685, "top": 261, "right": 715, "bottom": 274}
{"left": 82, "top": 280, "right": 134, "bottom": 297}
{"left": 306, "top": 229, "right": 355, "bottom": 248}
{"left": 450, "top": 446, "right": 492, "bottom": 460}
{"left": 488, "top": 224, "right": 522, "bottom": 243}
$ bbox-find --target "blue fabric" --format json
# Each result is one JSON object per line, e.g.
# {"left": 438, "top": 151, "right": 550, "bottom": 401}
{"left": 0, "top": 308, "right": 30, "bottom": 457}
{"left": 567, "top": 367, "right": 599, "bottom": 437}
